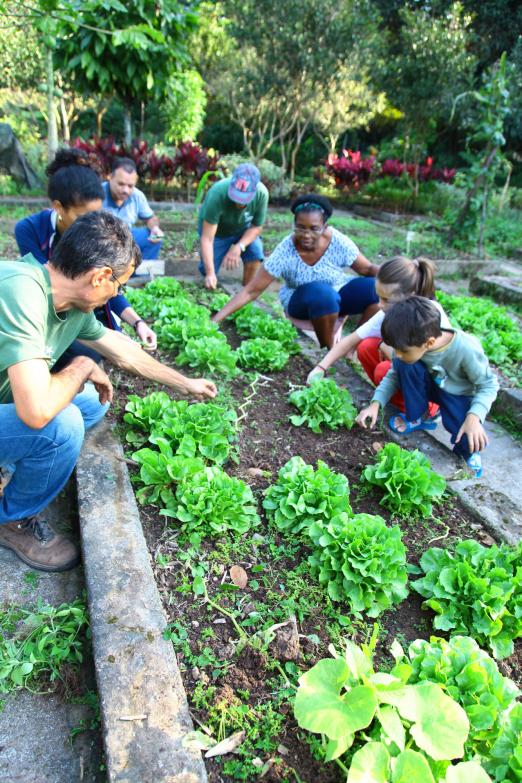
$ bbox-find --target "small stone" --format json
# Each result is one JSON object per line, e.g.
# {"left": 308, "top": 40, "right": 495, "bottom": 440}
{"left": 213, "top": 618, "right": 226, "bottom": 624}
{"left": 191, "top": 620, "right": 200, "bottom": 628}
{"left": 246, "top": 468, "right": 264, "bottom": 478}
{"left": 277, "top": 744, "right": 289, "bottom": 756}
{"left": 191, "top": 667, "right": 200, "bottom": 679}
{"left": 252, "top": 758, "right": 264, "bottom": 768}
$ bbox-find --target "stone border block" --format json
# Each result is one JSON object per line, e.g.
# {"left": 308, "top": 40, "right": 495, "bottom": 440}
{"left": 76, "top": 422, "right": 207, "bottom": 783}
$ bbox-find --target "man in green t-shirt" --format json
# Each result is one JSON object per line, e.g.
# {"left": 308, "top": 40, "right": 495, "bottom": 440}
{"left": 0, "top": 211, "right": 217, "bottom": 573}
{"left": 198, "top": 163, "right": 269, "bottom": 289}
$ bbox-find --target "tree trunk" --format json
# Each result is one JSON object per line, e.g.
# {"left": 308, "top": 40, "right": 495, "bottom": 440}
{"left": 140, "top": 101, "right": 145, "bottom": 137}
{"left": 477, "top": 184, "right": 489, "bottom": 259}
{"left": 123, "top": 105, "right": 132, "bottom": 147}
{"left": 46, "top": 47, "right": 58, "bottom": 162}
{"left": 59, "top": 97, "right": 70, "bottom": 142}
{"left": 96, "top": 106, "right": 108, "bottom": 137}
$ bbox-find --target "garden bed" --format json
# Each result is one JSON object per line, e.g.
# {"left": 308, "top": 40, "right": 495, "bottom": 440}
{"left": 107, "top": 287, "right": 521, "bottom": 783}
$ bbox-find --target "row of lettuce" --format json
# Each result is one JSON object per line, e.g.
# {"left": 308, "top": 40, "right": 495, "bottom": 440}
{"left": 124, "top": 278, "right": 521, "bottom": 783}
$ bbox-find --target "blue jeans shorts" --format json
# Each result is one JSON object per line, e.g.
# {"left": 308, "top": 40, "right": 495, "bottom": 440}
{"left": 198, "top": 233, "right": 264, "bottom": 277}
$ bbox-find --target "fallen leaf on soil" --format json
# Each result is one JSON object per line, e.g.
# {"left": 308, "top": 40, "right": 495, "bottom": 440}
{"left": 260, "top": 759, "right": 276, "bottom": 777}
{"left": 277, "top": 744, "right": 289, "bottom": 755}
{"left": 230, "top": 565, "right": 248, "bottom": 588}
{"left": 372, "top": 441, "right": 384, "bottom": 452}
{"left": 183, "top": 731, "right": 216, "bottom": 752}
{"left": 246, "top": 467, "right": 264, "bottom": 478}
{"left": 205, "top": 730, "right": 246, "bottom": 758}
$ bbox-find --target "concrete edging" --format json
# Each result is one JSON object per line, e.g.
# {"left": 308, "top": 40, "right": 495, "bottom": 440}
{"left": 76, "top": 421, "right": 207, "bottom": 783}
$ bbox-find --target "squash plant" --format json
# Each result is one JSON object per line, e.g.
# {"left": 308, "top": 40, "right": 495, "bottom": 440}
{"left": 294, "top": 637, "right": 492, "bottom": 782}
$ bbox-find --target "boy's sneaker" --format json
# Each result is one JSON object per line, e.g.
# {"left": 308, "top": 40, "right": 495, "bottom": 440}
{"left": 466, "top": 453, "right": 483, "bottom": 478}
{"left": 0, "top": 517, "right": 79, "bottom": 572}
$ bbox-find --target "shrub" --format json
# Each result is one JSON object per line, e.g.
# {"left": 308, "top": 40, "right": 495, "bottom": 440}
{"left": 362, "top": 442, "right": 446, "bottom": 517}
{"left": 308, "top": 512, "right": 408, "bottom": 615}
{"left": 325, "top": 149, "right": 375, "bottom": 190}
{"left": 288, "top": 379, "right": 357, "bottom": 433}
{"left": 412, "top": 539, "right": 522, "bottom": 659}
{"left": 263, "top": 456, "right": 351, "bottom": 536}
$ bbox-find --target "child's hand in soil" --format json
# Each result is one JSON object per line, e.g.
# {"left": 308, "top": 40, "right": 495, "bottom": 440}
{"left": 356, "top": 401, "right": 380, "bottom": 429}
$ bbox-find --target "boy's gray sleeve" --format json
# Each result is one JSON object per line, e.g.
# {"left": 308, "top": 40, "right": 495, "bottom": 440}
{"left": 371, "top": 365, "right": 399, "bottom": 408}
{"left": 462, "top": 352, "right": 499, "bottom": 421}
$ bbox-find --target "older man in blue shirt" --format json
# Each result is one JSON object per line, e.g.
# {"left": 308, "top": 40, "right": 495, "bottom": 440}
{"left": 102, "top": 157, "right": 164, "bottom": 266}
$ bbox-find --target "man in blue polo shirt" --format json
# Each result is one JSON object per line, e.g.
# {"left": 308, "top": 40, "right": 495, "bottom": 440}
{"left": 102, "top": 157, "right": 164, "bottom": 267}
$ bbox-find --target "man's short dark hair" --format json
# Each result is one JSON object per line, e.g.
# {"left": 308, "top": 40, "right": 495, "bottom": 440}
{"left": 111, "top": 157, "right": 137, "bottom": 174}
{"left": 51, "top": 211, "right": 137, "bottom": 279}
{"left": 381, "top": 296, "right": 442, "bottom": 349}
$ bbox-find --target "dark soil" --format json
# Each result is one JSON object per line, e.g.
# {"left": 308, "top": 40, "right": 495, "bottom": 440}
{"left": 108, "top": 306, "right": 521, "bottom": 783}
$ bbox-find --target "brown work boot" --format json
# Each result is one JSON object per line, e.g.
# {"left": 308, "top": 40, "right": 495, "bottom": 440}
{"left": 0, "top": 517, "right": 80, "bottom": 572}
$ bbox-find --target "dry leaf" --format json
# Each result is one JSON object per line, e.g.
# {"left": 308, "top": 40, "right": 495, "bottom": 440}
{"left": 277, "top": 744, "right": 290, "bottom": 756}
{"left": 205, "top": 730, "right": 246, "bottom": 758}
{"left": 230, "top": 565, "right": 248, "bottom": 589}
{"left": 372, "top": 441, "right": 384, "bottom": 453}
{"left": 246, "top": 467, "right": 264, "bottom": 478}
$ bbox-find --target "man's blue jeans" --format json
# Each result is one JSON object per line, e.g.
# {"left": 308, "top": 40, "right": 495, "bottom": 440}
{"left": 0, "top": 384, "right": 109, "bottom": 523}
{"left": 132, "top": 227, "right": 162, "bottom": 261}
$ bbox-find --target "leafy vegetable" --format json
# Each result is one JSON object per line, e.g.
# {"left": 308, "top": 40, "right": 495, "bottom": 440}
{"left": 123, "top": 391, "right": 176, "bottom": 446}
{"left": 262, "top": 456, "right": 351, "bottom": 535}
{"left": 436, "top": 291, "right": 522, "bottom": 378}
{"left": 175, "top": 336, "right": 238, "bottom": 376}
{"left": 157, "top": 315, "right": 223, "bottom": 351}
{"left": 236, "top": 337, "right": 290, "bottom": 371}
{"left": 233, "top": 305, "right": 300, "bottom": 354}
{"left": 151, "top": 400, "right": 238, "bottom": 464}
{"left": 412, "top": 539, "right": 522, "bottom": 659}
{"left": 362, "top": 442, "right": 446, "bottom": 517}
{"left": 293, "top": 638, "right": 484, "bottom": 780}
{"left": 405, "top": 635, "right": 519, "bottom": 762}
{"left": 288, "top": 379, "right": 357, "bottom": 433}
{"left": 484, "top": 703, "right": 522, "bottom": 783}
{"left": 162, "top": 465, "right": 260, "bottom": 537}
{"left": 132, "top": 440, "right": 205, "bottom": 505}
{"left": 308, "top": 512, "right": 408, "bottom": 615}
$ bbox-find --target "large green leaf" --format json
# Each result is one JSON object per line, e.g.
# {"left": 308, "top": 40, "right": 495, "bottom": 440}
{"left": 392, "top": 749, "right": 435, "bottom": 783}
{"left": 378, "top": 705, "right": 405, "bottom": 751}
{"left": 347, "top": 742, "right": 390, "bottom": 783}
{"left": 294, "top": 659, "right": 377, "bottom": 740}
{"left": 408, "top": 683, "right": 469, "bottom": 761}
{"left": 445, "top": 761, "right": 492, "bottom": 783}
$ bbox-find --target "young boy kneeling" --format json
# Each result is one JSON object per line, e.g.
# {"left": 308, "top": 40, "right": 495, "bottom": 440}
{"left": 356, "top": 296, "right": 499, "bottom": 477}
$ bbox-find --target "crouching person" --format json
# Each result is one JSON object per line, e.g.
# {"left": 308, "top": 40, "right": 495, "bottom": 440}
{"left": 356, "top": 296, "right": 499, "bottom": 477}
{"left": 0, "top": 211, "right": 217, "bottom": 572}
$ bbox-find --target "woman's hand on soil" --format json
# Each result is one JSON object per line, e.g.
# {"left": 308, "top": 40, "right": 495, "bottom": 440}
{"left": 356, "top": 401, "right": 380, "bottom": 429}
{"left": 306, "top": 366, "right": 325, "bottom": 385}
{"left": 87, "top": 363, "right": 113, "bottom": 404}
{"left": 456, "top": 413, "right": 488, "bottom": 453}
{"left": 135, "top": 321, "right": 157, "bottom": 350}
{"left": 185, "top": 378, "right": 218, "bottom": 399}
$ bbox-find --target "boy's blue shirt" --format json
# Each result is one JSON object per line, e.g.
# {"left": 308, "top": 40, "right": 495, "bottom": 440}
{"left": 372, "top": 329, "right": 499, "bottom": 421}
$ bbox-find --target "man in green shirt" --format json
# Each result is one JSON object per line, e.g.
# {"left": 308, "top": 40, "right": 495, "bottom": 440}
{"left": 198, "top": 164, "right": 269, "bottom": 290}
{"left": 0, "top": 211, "right": 217, "bottom": 572}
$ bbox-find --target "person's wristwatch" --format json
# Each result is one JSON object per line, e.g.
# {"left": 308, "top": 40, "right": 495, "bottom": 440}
{"left": 238, "top": 241, "right": 246, "bottom": 253}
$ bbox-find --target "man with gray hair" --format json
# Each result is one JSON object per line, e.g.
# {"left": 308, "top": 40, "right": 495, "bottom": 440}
{"left": 0, "top": 211, "right": 216, "bottom": 572}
